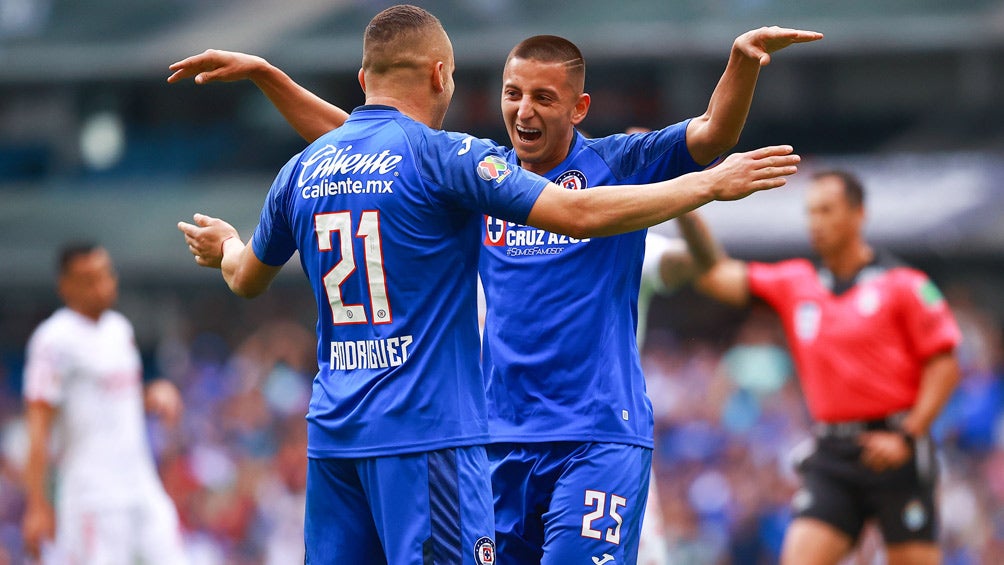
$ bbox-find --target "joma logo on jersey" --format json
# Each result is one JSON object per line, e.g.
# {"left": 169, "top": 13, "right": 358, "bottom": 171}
{"left": 484, "top": 216, "right": 507, "bottom": 246}
{"left": 477, "top": 155, "right": 512, "bottom": 183}
{"left": 555, "top": 169, "right": 587, "bottom": 190}
{"left": 298, "top": 144, "right": 404, "bottom": 187}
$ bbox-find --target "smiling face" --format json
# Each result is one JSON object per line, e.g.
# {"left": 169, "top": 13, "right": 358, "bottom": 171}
{"left": 500, "top": 36, "right": 590, "bottom": 176}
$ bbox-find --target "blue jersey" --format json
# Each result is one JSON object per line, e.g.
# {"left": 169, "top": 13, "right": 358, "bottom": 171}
{"left": 252, "top": 106, "right": 548, "bottom": 458}
{"left": 480, "top": 122, "right": 701, "bottom": 447}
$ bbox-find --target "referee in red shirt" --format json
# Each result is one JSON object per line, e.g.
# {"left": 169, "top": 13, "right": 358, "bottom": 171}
{"left": 690, "top": 169, "right": 961, "bottom": 565}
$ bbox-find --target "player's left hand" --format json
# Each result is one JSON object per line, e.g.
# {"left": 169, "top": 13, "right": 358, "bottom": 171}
{"left": 177, "top": 213, "right": 240, "bottom": 268}
{"left": 859, "top": 430, "right": 912, "bottom": 472}
{"left": 734, "top": 26, "right": 824, "bottom": 66}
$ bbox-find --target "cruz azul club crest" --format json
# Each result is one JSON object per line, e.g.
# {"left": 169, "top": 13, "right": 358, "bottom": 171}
{"left": 474, "top": 536, "right": 496, "bottom": 564}
{"left": 555, "top": 169, "right": 587, "bottom": 190}
{"left": 484, "top": 215, "right": 507, "bottom": 246}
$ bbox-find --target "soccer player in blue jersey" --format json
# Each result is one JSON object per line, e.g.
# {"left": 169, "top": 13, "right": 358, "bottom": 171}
{"left": 174, "top": 6, "right": 799, "bottom": 564}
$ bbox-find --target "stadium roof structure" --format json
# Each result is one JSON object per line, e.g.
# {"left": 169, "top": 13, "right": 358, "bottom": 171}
{"left": 2, "top": 0, "right": 1004, "bottom": 80}
{"left": 655, "top": 151, "right": 1004, "bottom": 258}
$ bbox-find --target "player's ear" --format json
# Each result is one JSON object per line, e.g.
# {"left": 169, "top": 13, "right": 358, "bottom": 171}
{"left": 431, "top": 61, "right": 447, "bottom": 93}
{"left": 357, "top": 68, "right": 366, "bottom": 92}
{"left": 571, "top": 93, "right": 591, "bottom": 125}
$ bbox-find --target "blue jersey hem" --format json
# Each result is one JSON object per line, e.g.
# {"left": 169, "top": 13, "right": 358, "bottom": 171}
{"left": 306, "top": 434, "right": 490, "bottom": 459}
{"left": 487, "top": 433, "right": 653, "bottom": 450}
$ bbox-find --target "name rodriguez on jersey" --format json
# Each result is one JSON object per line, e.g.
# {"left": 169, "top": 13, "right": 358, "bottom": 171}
{"left": 329, "top": 335, "right": 414, "bottom": 371}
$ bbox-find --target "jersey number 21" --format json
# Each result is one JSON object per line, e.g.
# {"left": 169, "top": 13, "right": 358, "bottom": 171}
{"left": 315, "top": 211, "right": 391, "bottom": 325}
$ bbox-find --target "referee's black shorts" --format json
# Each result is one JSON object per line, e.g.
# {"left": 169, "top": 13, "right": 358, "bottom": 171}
{"left": 791, "top": 431, "right": 938, "bottom": 544}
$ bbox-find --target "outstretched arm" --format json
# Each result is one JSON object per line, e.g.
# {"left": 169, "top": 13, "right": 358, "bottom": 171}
{"left": 686, "top": 26, "right": 823, "bottom": 165}
{"left": 680, "top": 209, "right": 753, "bottom": 308}
{"left": 526, "top": 145, "right": 798, "bottom": 239}
{"left": 168, "top": 49, "right": 348, "bottom": 142}
{"left": 644, "top": 212, "right": 723, "bottom": 292}
{"left": 177, "top": 213, "right": 282, "bottom": 298}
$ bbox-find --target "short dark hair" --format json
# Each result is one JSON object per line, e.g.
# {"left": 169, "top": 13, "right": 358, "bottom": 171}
{"left": 363, "top": 4, "right": 444, "bottom": 73}
{"left": 58, "top": 242, "right": 100, "bottom": 275}
{"left": 813, "top": 169, "right": 865, "bottom": 208}
{"left": 507, "top": 35, "right": 585, "bottom": 92}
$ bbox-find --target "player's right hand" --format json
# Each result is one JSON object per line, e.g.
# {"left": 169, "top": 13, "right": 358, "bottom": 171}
{"left": 22, "top": 503, "right": 55, "bottom": 559}
{"left": 708, "top": 145, "right": 800, "bottom": 201}
{"left": 167, "top": 49, "right": 267, "bottom": 85}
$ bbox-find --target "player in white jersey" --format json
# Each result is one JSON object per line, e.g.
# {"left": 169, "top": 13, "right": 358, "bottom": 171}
{"left": 22, "top": 243, "right": 188, "bottom": 565}
{"left": 636, "top": 210, "right": 723, "bottom": 565}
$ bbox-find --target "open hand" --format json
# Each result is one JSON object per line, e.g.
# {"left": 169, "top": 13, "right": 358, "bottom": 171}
{"left": 177, "top": 213, "right": 240, "bottom": 268}
{"left": 734, "top": 26, "right": 824, "bottom": 66}
{"left": 709, "top": 145, "right": 800, "bottom": 201}
{"left": 167, "top": 49, "right": 268, "bottom": 85}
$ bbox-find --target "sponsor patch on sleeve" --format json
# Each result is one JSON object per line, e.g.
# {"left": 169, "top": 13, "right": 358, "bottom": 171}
{"left": 477, "top": 155, "right": 512, "bottom": 184}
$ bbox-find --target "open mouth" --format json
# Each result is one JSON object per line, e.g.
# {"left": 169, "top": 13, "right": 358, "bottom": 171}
{"left": 516, "top": 125, "right": 541, "bottom": 143}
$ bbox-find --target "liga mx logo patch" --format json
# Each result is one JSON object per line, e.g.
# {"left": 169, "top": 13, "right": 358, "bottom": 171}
{"left": 555, "top": 169, "right": 587, "bottom": 190}
{"left": 477, "top": 155, "right": 512, "bottom": 184}
{"left": 474, "top": 536, "right": 496, "bottom": 564}
{"left": 484, "top": 215, "right": 507, "bottom": 246}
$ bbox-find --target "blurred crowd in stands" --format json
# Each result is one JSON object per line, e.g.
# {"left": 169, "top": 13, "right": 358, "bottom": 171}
{"left": 0, "top": 279, "right": 1000, "bottom": 564}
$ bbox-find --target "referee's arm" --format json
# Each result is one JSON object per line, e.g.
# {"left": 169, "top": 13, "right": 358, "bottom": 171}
{"left": 901, "top": 352, "right": 960, "bottom": 438}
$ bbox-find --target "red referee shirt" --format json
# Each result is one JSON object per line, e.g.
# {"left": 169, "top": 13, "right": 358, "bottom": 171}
{"left": 748, "top": 254, "right": 960, "bottom": 423}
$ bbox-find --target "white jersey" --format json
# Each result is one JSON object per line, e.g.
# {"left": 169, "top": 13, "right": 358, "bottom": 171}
{"left": 23, "top": 307, "right": 163, "bottom": 508}
{"left": 637, "top": 232, "right": 686, "bottom": 350}
{"left": 636, "top": 232, "right": 683, "bottom": 565}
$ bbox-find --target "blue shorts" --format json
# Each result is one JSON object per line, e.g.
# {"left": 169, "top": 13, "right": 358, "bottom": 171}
{"left": 488, "top": 442, "right": 652, "bottom": 564}
{"left": 305, "top": 446, "right": 496, "bottom": 565}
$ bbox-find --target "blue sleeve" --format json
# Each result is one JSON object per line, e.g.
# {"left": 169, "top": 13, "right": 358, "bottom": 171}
{"left": 589, "top": 119, "right": 704, "bottom": 183}
{"left": 251, "top": 154, "right": 300, "bottom": 266}
{"left": 417, "top": 131, "right": 548, "bottom": 224}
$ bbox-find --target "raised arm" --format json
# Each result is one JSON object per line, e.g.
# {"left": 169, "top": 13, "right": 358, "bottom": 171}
{"left": 168, "top": 49, "right": 348, "bottom": 143}
{"left": 177, "top": 213, "right": 282, "bottom": 298}
{"left": 686, "top": 27, "right": 823, "bottom": 165}
{"left": 527, "top": 144, "right": 798, "bottom": 240}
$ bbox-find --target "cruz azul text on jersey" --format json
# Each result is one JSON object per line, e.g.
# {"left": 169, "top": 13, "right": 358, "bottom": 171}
{"left": 484, "top": 216, "right": 590, "bottom": 251}
{"left": 299, "top": 144, "right": 402, "bottom": 199}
